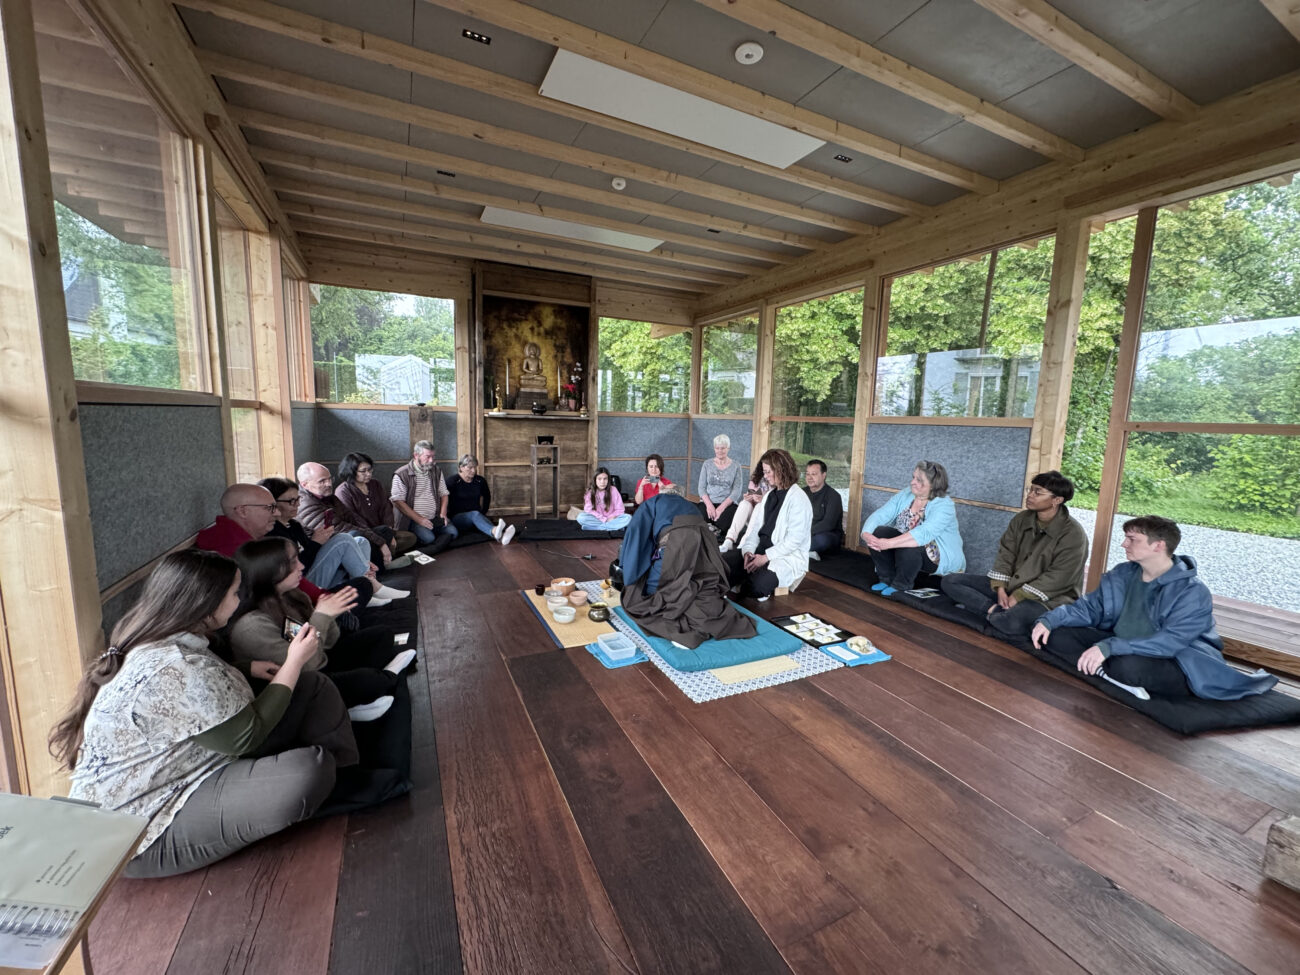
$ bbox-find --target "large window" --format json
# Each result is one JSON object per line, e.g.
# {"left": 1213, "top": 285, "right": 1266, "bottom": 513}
{"left": 37, "top": 0, "right": 204, "bottom": 391}
{"left": 310, "top": 285, "right": 455, "bottom": 405}
{"left": 877, "top": 237, "right": 1054, "bottom": 418}
{"left": 597, "top": 318, "right": 690, "bottom": 412}
{"left": 700, "top": 314, "right": 757, "bottom": 414}
{"left": 772, "top": 288, "right": 863, "bottom": 418}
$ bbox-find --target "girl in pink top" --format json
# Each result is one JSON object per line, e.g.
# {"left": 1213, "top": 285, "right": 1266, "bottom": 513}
{"left": 579, "top": 468, "right": 631, "bottom": 531}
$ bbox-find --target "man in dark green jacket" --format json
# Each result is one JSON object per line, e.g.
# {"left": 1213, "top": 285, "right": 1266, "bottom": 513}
{"left": 941, "top": 470, "right": 1088, "bottom": 639}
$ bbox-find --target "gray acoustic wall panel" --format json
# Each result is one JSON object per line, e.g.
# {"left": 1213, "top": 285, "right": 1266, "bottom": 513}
{"left": 291, "top": 405, "right": 317, "bottom": 471}
{"left": 860, "top": 488, "right": 1015, "bottom": 576}
{"left": 863, "top": 422, "right": 1031, "bottom": 508}
{"left": 100, "top": 578, "right": 145, "bottom": 640}
{"left": 597, "top": 415, "right": 689, "bottom": 460}
{"left": 81, "top": 404, "right": 228, "bottom": 590}
{"left": 690, "top": 418, "right": 752, "bottom": 468}
{"left": 313, "top": 408, "right": 455, "bottom": 465}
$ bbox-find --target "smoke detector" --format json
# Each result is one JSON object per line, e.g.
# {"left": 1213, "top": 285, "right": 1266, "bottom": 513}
{"left": 734, "top": 41, "right": 764, "bottom": 65}
{"left": 611, "top": 177, "right": 627, "bottom": 191}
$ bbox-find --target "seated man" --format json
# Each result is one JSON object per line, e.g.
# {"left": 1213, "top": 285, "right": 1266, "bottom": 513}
{"left": 1030, "top": 515, "right": 1277, "bottom": 700}
{"left": 803, "top": 459, "right": 843, "bottom": 559}
{"left": 195, "top": 482, "right": 378, "bottom": 606}
{"left": 297, "top": 462, "right": 397, "bottom": 568}
{"left": 391, "top": 440, "right": 456, "bottom": 554}
{"left": 940, "top": 470, "right": 1086, "bottom": 639}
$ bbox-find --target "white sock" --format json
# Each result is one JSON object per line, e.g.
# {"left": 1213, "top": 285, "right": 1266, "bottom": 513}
{"left": 501, "top": 524, "right": 516, "bottom": 546}
{"left": 493, "top": 518, "right": 505, "bottom": 539}
{"left": 384, "top": 649, "right": 417, "bottom": 674}
{"left": 373, "top": 584, "right": 409, "bottom": 600}
{"left": 348, "top": 695, "right": 394, "bottom": 722}
{"left": 367, "top": 596, "right": 392, "bottom": 608}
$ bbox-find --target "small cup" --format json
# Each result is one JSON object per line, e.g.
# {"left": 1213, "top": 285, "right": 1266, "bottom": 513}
{"left": 568, "top": 590, "right": 588, "bottom": 606}
{"left": 534, "top": 583, "right": 546, "bottom": 596}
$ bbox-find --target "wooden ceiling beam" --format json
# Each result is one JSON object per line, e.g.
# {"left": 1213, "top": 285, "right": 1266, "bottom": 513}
{"left": 691, "top": 0, "right": 1082, "bottom": 162}
{"left": 282, "top": 201, "right": 736, "bottom": 285}
{"left": 198, "top": 50, "right": 877, "bottom": 235}
{"left": 55, "top": 178, "right": 166, "bottom": 212}
{"left": 31, "top": 0, "right": 97, "bottom": 43}
{"left": 40, "top": 84, "right": 159, "bottom": 139}
{"left": 1260, "top": 0, "right": 1300, "bottom": 43}
{"left": 969, "top": 0, "right": 1197, "bottom": 120}
{"left": 34, "top": 35, "right": 150, "bottom": 105}
{"left": 271, "top": 176, "right": 760, "bottom": 277}
{"left": 178, "top": 0, "right": 929, "bottom": 216}
{"left": 231, "top": 106, "right": 825, "bottom": 251}
{"left": 45, "top": 131, "right": 162, "bottom": 171}
{"left": 253, "top": 147, "right": 785, "bottom": 270}
{"left": 48, "top": 154, "right": 165, "bottom": 192}
{"left": 427, "top": 0, "right": 997, "bottom": 193}
{"left": 295, "top": 225, "right": 709, "bottom": 294}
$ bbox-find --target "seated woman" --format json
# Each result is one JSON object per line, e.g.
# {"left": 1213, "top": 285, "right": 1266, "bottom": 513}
{"left": 55, "top": 550, "right": 357, "bottom": 879}
{"left": 633, "top": 454, "right": 674, "bottom": 505}
{"left": 259, "top": 477, "right": 400, "bottom": 608}
{"left": 446, "top": 454, "right": 515, "bottom": 545}
{"left": 579, "top": 467, "right": 631, "bottom": 531}
{"left": 719, "top": 461, "right": 771, "bottom": 554}
{"left": 334, "top": 453, "right": 416, "bottom": 563}
{"left": 697, "top": 434, "right": 744, "bottom": 537}
{"left": 861, "top": 460, "right": 965, "bottom": 596}
{"left": 229, "top": 538, "right": 416, "bottom": 714}
{"left": 721, "top": 449, "right": 812, "bottom": 601}
{"left": 620, "top": 491, "right": 756, "bottom": 647}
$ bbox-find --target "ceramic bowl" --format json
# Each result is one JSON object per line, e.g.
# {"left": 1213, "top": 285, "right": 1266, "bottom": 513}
{"left": 550, "top": 577, "right": 576, "bottom": 595}
{"left": 546, "top": 595, "right": 569, "bottom": 611}
{"left": 551, "top": 605, "right": 576, "bottom": 624}
{"left": 567, "top": 590, "right": 588, "bottom": 606}
{"left": 587, "top": 603, "right": 610, "bottom": 622}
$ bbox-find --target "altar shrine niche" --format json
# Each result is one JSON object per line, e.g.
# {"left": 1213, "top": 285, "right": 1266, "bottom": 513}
{"left": 481, "top": 295, "right": 589, "bottom": 412}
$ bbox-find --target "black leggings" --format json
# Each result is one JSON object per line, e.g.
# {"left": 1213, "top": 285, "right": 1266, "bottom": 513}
{"left": 867, "top": 525, "right": 937, "bottom": 590}
{"left": 1042, "top": 625, "right": 1193, "bottom": 697}
{"left": 721, "top": 548, "right": 780, "bottom": 598}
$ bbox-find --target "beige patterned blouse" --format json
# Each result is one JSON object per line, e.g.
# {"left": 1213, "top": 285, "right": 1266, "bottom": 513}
{"left": 69, "top": 632, "right": 254, "bottom": 854}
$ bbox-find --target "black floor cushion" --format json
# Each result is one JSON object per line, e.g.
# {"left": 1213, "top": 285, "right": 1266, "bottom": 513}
{"left": 520, "top": 519, "right": 624, "bottom": 540}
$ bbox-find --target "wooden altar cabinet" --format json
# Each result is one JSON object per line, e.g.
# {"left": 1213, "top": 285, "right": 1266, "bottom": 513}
{"left": 481, "top": 412, "right": 591, "bottom": 516}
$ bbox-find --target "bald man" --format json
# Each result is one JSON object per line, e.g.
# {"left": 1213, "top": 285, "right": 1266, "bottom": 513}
{"left": 296, "top": 461, "right": 395, "bottom": 567}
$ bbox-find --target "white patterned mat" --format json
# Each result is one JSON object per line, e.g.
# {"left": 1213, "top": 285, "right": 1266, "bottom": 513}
{"left": 577, "top": 581, "right": 841, "bottom": 703}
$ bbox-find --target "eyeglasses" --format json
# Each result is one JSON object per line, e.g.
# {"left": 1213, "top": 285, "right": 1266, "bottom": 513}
{"left": 356, "top": 467, "right": 373, "bottom": 474}
{"left": 278, "top": 496, "right": 300, "bottom": 506}
{"left": 1026, "top": 487, "right": 1056, "bottom": 497}
{"left": 239, "top": 503, "right": 279, "bottom": 513}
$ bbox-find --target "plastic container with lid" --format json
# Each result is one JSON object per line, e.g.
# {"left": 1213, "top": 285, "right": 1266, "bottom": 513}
{"left": 597, "top": 631, "right": 636, "bottom": 660}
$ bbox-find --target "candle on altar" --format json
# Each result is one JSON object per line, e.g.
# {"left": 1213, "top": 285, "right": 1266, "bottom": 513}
{"left": 505, "top": 359, "right": 509, "bottom": 398}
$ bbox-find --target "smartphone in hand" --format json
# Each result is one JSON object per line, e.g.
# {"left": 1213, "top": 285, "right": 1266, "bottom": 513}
{"left": 283, "top": 619, "right": 304, "bottom": 640}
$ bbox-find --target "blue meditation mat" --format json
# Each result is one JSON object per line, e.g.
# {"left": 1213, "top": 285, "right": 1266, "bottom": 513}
{"left": 584, "top": 641, "right": 648, "bottom": 669}
{"left": 611, "top": 604, "right": 805, "bottom": 673}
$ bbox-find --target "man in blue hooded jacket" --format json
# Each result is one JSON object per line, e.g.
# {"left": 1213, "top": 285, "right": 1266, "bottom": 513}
{"left": 1030, "top": 515, "right": 1276, "bottom": 701}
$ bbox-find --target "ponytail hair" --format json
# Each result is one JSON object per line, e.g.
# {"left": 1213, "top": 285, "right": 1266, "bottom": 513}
{"left": 49, "top": 550, "right": 239, "bottom": 769}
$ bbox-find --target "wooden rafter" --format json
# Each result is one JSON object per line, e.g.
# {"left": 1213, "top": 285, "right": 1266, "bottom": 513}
{"left": 34, "top": 34, "right": 149, "bottom": 105}
{"left": 969, "top": 0, "right": 1197, "bottom": 120}
{"left": 253, "top": 147, "right": 785, "bottom": 270}
{"left": 1260, "top": 0, "right": 1300, "bottom": 43}
{"left": 427, "top": 0, "right": 996, "bottom": 193}
{"left": 691, "top": 0, "right": 1082, "bottom": 163}
{"left": 230, "top": 107, "right": 826, "bottom": 251}
{"left": 197, "top": 50, "right": 877, "bottom": 236}
{"left": 40, "top": 84, "right": 159, "bottom": 139}
{"left": 296, "top": 226, "right": 709, "bottom": 294}
{"left": 271, "top": 176, "right": 761, "bottom": 277}
{"left": 177, "top": 0, "right": 929, "bottom": 217}
{"left": 281, "top": 201, "right": 736, "bottom": 286}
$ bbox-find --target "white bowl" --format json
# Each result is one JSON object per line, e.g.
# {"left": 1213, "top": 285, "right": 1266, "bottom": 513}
{"left": 546, "top": 595, "right": 569, "bottom": 611}
{"left": 551, "top": 605, "right": 577, "bottom": 624}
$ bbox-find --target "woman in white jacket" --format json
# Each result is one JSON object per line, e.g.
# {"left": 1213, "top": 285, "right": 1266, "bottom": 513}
{"left": 720, "top": 449, "right": 812, "bottom": 601}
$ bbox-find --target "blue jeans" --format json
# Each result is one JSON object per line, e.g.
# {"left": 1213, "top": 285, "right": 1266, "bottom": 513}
{"left": 306, "top": 533, "right": 371, "bottom": 589}
{"left": 577, "top": 512, "right": 631, "bottom": 531}
{"left": 451, "top": 511, "right": 495, "bottom": 536}
{"left": 410, "top": 519, "right": 457, "bottom": 544}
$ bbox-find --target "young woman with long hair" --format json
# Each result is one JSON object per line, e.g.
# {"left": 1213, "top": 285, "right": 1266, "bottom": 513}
{"left": 229, "top": 538, "right": 416, "bottom": 715}
{"left": 720, "top": 449, "right": 814, "bottom": 601}
{"left": 52, "top": 550, "right": 356, "bottom": 878}
{"left": 719, "top": 457, "right": 773, "bottom": 553}
{"left": 579, "top": 467, "right": 631, "bottom": 531}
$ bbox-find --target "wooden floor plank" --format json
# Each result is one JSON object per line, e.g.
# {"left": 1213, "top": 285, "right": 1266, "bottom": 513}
{"left": 781, "top": 908, "right": 913, "bottom": 975}
{"left": 421, "top": 571, "right": 636, "bottom": 975}
{"left": 510, "top": 650, "right": 793, "bottom": 974}
{"left": 329, "top": 632, "right": 462, "bottom": 975}
{"left": 570, "top": 648, "right": 857, "bottom": 950}
{"left": 479, "top": 588, "right": 557, "bottom": 659}
{"left": 463, "top": 543, "right": 520, "bottom": 595}
{"left": 757, "top": 680, "right": 1250, "bottom": 975}
{"left": 89, "top": 871, "right": 205, "bottom": 975}
{"left": 164, "top": 815, "right": 347, "bottom": 975}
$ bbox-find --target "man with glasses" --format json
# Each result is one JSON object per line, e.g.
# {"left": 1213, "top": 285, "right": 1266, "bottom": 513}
{"left": 940, "top": 470, "right": 1087, "bottom": 640}
{"left": 296, "top": 461, "right": 396, "bottom": 568}
{"left": 196, "top": 483, "right": 283, "bottom": 555}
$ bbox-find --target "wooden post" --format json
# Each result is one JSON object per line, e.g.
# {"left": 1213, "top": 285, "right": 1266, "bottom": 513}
{"left": 252, "top": 230, "right": 293, "bottom": 476}
{"left": 1026, "top": 217, "right": 1091, "bottom": 482}
{"left": 455, "top": 290, "right": 473, "bottom": 462}
{"left": 0, "top": 0, "right": 104, "bottom": 800}
{"left": 847, "top": 274, "right": 882, "bottom": 550}
{"left": 196, "top": 148, "right": 236, "bottom": 482}
{"left": 752, "top": 301, "right": 775, "bottom": 460}
{"left": 1086, "top": 206, "right": 1157, "bottom": 590}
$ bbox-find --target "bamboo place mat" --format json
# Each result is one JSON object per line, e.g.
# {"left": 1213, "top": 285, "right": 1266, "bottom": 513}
{"left": 521, "top": 589, "right": 618, "bottom": 648}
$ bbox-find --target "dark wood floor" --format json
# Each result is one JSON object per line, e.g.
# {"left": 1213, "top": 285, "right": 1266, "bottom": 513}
{"left": 89, "top": 536, "right": 1300, "bottom": 974}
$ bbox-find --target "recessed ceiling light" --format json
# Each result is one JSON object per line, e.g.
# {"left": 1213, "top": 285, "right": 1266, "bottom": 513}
{"left": 834, "top": 154, "right": 853, "bottom": 163}
{"left": 734, "top": 42, "right": 764, "bottom": 65}
{"left": 539, "top": 50, "right": 824, "bottom": 170}
{"left": 462, "top": 29, "right": 491, "bottom": 45}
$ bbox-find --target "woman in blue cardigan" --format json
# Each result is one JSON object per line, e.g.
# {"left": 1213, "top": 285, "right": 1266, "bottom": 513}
{"left": 860, "top": 460, "right": 965, "bottom": 595}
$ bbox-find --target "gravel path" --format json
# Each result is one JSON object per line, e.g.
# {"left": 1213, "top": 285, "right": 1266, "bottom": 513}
{"left": 1073, "top": 508, "right": 1300, "bottom": 614}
